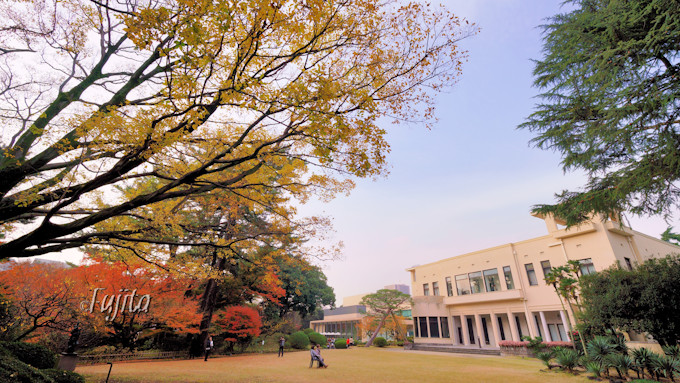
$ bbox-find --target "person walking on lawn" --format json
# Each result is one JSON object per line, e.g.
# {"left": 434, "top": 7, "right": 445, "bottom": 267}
{"left": 278, "top": 336, "right": 285, "bottom": 357}
{"left": 204, "top": 336, "right": 214, "bottom": 361}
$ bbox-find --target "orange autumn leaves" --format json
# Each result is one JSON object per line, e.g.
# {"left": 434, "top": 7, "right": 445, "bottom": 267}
{"left": 0, "top": 257, "right": 275, "bottom": 343}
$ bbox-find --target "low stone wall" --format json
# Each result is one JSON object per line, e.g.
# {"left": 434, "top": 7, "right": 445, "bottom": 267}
{"left": 499, "top": 346, "right": 534, "bottom": 357}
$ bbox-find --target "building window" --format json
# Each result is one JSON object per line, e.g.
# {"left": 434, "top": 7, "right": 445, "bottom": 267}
{"left": 445, "top": 276, "right": 454, "bottom": 296}
{"left": 423, "top": 283, "right": 430, "bottom": 296}
{"left": 579, "top": 258, "right": 596, "bottom": 275}
{"left": 469, "top": 271, "right": 485, "bottom": 294}
{"left": 503, "top": 266, "right": 515, "bottom": 290}
{"left": 525, "top": 263, "right": 538, "bottom": 286}
{"left": 481, "top": 317, "right": 490, "bottom": 344}
{"left": 432, "top": 281, "right": 440, "bottom": 296}
{"left": 440, "top": 317, "right": 450, "bottom": 338}
{"left": 414, "top": 318, "right": 420, "bottom": 337}
{"left": 467, "top": 317, "right": 475, "bottom": 344}
{"left": 455, "top": 274, "right": 471, "bottom": 295}
{"left": 540, "top": 260, "right": 552, "bottom": 279}
{"left": 534, "top": 315, "right": 542, "bottom": 338}
{"left": 624, "top": 257, "right": 633, "bottom": 271}
{"left": 429, "top": 317, "right": 440, "bottom": 338}
{"left": 419, "top": 317, "right": 429, "bottom": 337}
{"left": 515, "top": 315, "right": 523, "bottom": 338}
{"left": 483, "top": 268, "right": 500, "bottom": 292}
{"left": 498, "top": 316, "right": 506, "bottom": 341}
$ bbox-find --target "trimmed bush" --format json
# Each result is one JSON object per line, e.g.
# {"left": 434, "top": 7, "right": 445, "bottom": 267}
{"left": 43, "top": 369, "right": 85, "bottom": 383}
{"left": 555, "top": 348, "right": 579, "bottom": 372}
{"left": 334, "top": 338, "right": 347, "bottom": 349}
{"left": 373, "top": 337, "right": 387, "bottom": 347}
{"left": 288, "top": 331, "right": 310, "bottom": 350}
{"left": 302, "top": 328, "right": 314, "bottom": 335}
{"left": 308, "top": 332, "right": 326, "bottom": 347}
{"left": 0, "top": 355, "right": 54, "bottom": 383}
{"left": 0, "top": 341, "right": 57, "bottom": 369}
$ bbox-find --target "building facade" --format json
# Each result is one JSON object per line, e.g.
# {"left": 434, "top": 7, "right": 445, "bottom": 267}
{"left": 408, "top": 214, "right": 680, "bottom": 349}
{"left": 310, "top": 284, "right": 413, "bottom": 341}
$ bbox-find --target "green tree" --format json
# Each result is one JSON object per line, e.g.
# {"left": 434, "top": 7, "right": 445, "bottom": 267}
{"left": 272, "top": 258, "right": 335, "bottom": 319}
{"left": 579, "top": 255, "right": 680, "bottom": 346}
{"left": 520, "top": 0, "right": 680, "bottom": 225}
{"left": 359, "top": 289, "right": 411, "bottom": 347}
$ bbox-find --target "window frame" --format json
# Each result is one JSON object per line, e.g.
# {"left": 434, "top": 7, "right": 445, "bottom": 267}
{"left": 423, "top": 283, "right": 430, "bottom": 296}
{"left": 483, "top": 268, "right": 500, "bottom": 292}
{"left": 503, "top": 266, "right": 515, "bottom": 290}
{"left": 445, "top": 276, "right": 454, "bottom": 297}
{"left": 525, "top": 263, "right": 538, "bottom": 286}
{"left": 432, "top": 281, "right": 440, "bottom": 296}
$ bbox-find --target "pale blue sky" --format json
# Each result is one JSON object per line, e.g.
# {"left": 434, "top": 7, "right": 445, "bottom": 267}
{"left": 298, "top": 0, "right": 680, "bottom": 305}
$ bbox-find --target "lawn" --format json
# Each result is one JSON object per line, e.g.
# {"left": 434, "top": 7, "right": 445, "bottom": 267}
{"left": 77, "top": 347, "right": 592, "bottom": 383}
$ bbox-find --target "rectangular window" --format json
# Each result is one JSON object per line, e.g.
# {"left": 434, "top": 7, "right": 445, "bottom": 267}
{"left": 557, "top": 324, "right": 567, "bottom": 342}
{"left": 419, "top": 317, "right": 428, "bottom": 338}
{"left": 440, "top": 317, "right": 450, "bottom": 338}
{"left": 503, "top": 266, "right": 515, "bottom": 290}
{"left": 469, "top": 271, "right": 485, "bottom": 294}
{"left": 498, "top": 316, "right": 506, "bottom": 341}
{"left": 624, "top": 257, "right": 633, "bottom": 271}
{"left": 414, "top": 317, "right": 419, "bottom": 337}
{"left": 423, "top": 283, "right": 430, "bottom": 296}
{"left": 534, "top": 315, "right": 542, "bottom": 338}
{"left": 481, "top": 317, "right": 490, "bottom": 344}
{"left": 428, "top": 317, "right": 440, "bottom": 338}
{"left": 455, "top": 274, "right": 471, "bottom": 295}
{"left": 525, "top": 263, "right": 538, "bottom": 286}
{"left": 467, "top": 317, "right": 475, "bottom": 344}
{"left": 432, "top": 281, "right": 440, "bottom": 296}
{"left": 515, "top": 315, "right": 523, "bottom": 339}
{"left": 483, "top": 268, "right": 500, "bottom": 292}
{"left": 541, "top": 260, "right": 552, "bottom": 279}
{"left": 579, "top": 258, "right": 596, "bottom": 275}
{"left": 548, "top": 324, "right": 560, "bottom": 342}
{"left": 445, "top": 276, "right": 454, "bottom": 297}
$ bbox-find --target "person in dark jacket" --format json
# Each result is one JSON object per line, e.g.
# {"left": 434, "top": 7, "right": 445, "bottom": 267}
{"left": 204, "top": 336, "right": 214, "bottom": 361}
{"left": 278, "top": 336, "right": 285, "bottom": 357}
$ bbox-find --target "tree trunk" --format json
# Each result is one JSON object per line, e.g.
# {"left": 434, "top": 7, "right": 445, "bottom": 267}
{"left": 198, "top": 255, "right": 227, "bottom": 349}
{"left": 365, "top": 312, "right": 389, "bottom": 347}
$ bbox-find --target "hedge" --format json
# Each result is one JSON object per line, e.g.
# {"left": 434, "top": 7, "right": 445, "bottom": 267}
{"left": 334, "top": 338, "right": 347, "bottom": 349}
{"left": 0, "top": 341, "right": 57, "bottom": 369}
{"left": 308, "top": 332, "right": 326, "bottom": 347}
{"left": 288, "top": 331, "right": 310, "bottom": 349}
{"left": 373, "top": 337, "right": 387, "bottom": 347}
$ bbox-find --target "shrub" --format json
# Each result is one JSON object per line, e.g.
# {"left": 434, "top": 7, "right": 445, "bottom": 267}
{"left": 535, "top": 351, "right": 554, "bottom": 370}
{"left": 652, "top": 355, "right": 680, "bottom": 382}
{"left": 498, "top": 340, "right": 529, "bottom": 348}
{"left": 584, "top": 360, "right": 604, "bottom": 378}
{"left": 334, "top": 338, "right": 347, "bottom": 349}
{"left": 303, "top": 328, "right": 315, "bottom": 335}
{"left": 288, "top": 332, "right": 310, "bottom": 350}
{"left": 555, "top": 348, "right": 580, "bottom": 372}
{"left": 663, "top": 345, "right": 680, "bottom": 358}
{"left": 43, "top": 369, "right": 85, "bottom": 383}
{"left": 0, "top": 341, "right": 57, "bottom": 369}
{"left": 373, "top": 337, "right": 387, "bottom": 347}
{"left": 607, "top": 353, "right": 634, "bottom": 379}
{"left": 587, "top": 336, "right": 613, "bottom": 364}
{"left": 631, "top": 347, "right": 657, "bottom": 379}
{"left": 522, "top": 336, "right": 546, "bottom": 355}
{"left": 307, "top": 332, "right": 326, "bottom": 347}
{"left": 0, "top": 355, "right": 53, "bottom": 383}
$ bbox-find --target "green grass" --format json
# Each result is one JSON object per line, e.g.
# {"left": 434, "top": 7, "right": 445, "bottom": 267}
{"left": 77, "top": 347, "right": 592, "bottom": 383}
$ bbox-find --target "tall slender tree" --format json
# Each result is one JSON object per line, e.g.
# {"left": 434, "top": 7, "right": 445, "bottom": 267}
{"left": 521, "top": 0, "right": 680, "bottom": 225}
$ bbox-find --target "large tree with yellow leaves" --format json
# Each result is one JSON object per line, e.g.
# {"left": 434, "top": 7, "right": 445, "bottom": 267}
{"left": 0, "top": 0, "right": 475, "bottom": 259}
